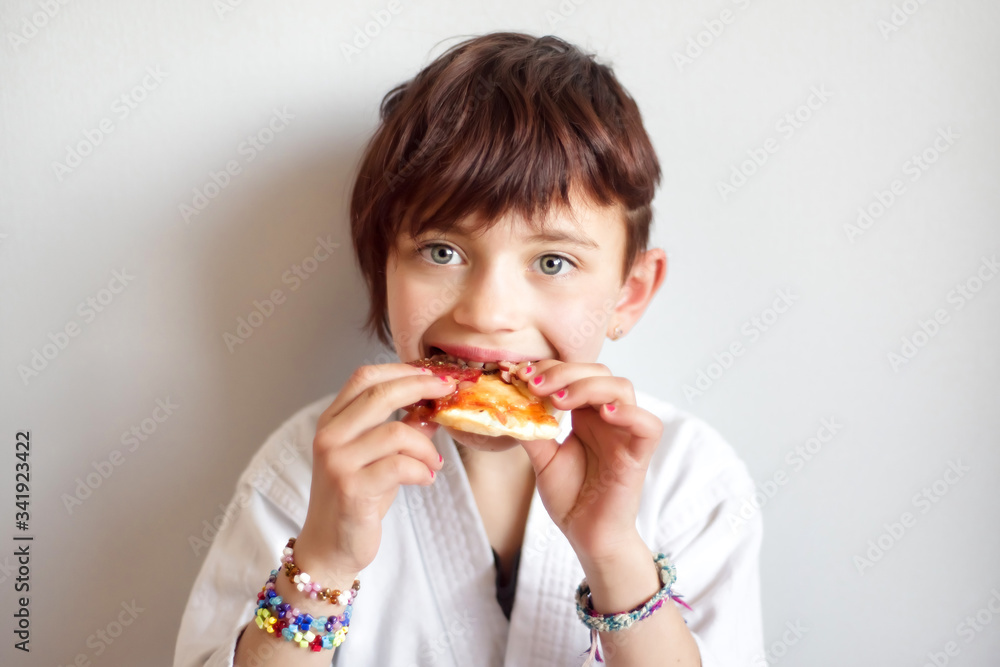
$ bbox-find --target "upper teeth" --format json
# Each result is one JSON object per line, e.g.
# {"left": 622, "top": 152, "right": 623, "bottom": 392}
{"left": 432, "top": 352, "right": 501, "bottom": 370}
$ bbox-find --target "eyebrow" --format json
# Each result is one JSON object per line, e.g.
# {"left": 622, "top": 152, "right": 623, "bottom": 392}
{"left": 418, "top": 220, "right": 599, "bottom": 250}
{"left": 524, "top": 229, "right": 599, "bottom": 249}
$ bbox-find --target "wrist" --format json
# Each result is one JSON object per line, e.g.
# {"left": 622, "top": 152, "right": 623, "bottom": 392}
{"left": 575, "top": 529, "right": 647, "bottom": 578}
{"left": 291, "top": 532, "right": 362, "bottom": 590}
{"left": 578, "top": 536, "right": 659, "bottom": 615}
{"left": 257, "top": 569, "right": 353, "bottom": 652}
{"left": 271, "top": 570, "right": 342, "bottom": 616}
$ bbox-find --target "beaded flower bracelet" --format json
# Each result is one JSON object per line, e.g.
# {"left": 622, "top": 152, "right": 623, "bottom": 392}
{"left": 575, "top": 552, "right": 692, "bottom": 665}
{"left": 254, "top": 569, "right": 352, "bottom": 651}
{"left": 281, "top": 537, "right": 361, "bottom": 606}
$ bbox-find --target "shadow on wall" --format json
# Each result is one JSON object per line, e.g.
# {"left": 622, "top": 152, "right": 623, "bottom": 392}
{"left": 180, "top": 134, "right": 390, "bottom": 505}
{"left": 145, "top": 136, "right": 392, "bottom": 651}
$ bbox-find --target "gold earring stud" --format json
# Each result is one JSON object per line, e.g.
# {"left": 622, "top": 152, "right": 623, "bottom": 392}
{"left": 609, "top": 326, "right": 624, "bottom": 340}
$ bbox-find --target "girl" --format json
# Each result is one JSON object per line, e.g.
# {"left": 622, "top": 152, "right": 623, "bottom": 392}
{"left": 174, "top": 32, "right": 763, "bottom": 667}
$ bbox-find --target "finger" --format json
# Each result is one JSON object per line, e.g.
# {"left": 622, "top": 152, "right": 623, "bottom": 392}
{"left": 357, "top": 453, "right": 437, "bottom": 496}
{"left": 544, "top": 375, "right": 637, "bottom": 412}
{"left": 320, "top": 373, "right": 458, "bottom": 445}
{"left": 337, "top": 420, "right": 443, "bottom": 472}
{"left": 515, "top": 359, "right": 562, "bottom": 381}
{"left": 518, "top": 361, "right": 616, "bottom": 399}
{"left": 318, "top": 363, "right": 434, "bottom": 430}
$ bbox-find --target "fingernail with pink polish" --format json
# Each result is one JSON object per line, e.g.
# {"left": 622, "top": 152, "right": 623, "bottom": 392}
{"left": 556, "top": 389, "right": 567, "bottom": 399}
{"left": 532, "top": 376, "right": 543, "bottom": 385}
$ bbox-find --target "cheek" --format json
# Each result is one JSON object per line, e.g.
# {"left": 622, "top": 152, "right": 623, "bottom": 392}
{"left": 385, "top": 273, "right": 406, "bottom": 327}
{"left": 386, "top": 271, "right": 453, "bottom": 356}
{"left": 546, "top": 294, "right": 615, "bottom": 362}
{"left": 386, "top": 268, "right": 425, "bottom": 357}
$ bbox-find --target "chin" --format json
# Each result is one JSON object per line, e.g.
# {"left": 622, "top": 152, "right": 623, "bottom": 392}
{"left": 445, "top": 426, "right": 525, "bottom": 452}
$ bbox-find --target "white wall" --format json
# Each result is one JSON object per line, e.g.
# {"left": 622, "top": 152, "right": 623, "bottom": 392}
{"left": 2, "top": 0, "right": 998, "bottom": 665}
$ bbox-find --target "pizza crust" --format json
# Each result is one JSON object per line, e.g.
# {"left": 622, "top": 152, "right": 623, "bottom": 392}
{"left": 432, "top": 372, "right": 561, "bottom": 440}
{"left": 432, "top": 409, "right": 560, "bottom": 440}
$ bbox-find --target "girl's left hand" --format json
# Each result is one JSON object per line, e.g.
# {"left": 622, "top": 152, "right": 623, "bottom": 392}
{"left": 515, "top": 360, "right": 663, "bottom": 566}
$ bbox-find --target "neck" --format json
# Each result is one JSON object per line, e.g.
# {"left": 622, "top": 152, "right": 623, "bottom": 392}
{"left": 456, "top": 440, "right": 537, "bottom": 563}
{"left": 456, "top": 440, "right": 535, "bottom": 489}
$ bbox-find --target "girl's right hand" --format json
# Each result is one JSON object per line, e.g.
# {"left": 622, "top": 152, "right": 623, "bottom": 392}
{"left": 291, "top": 363, "right": 456, "bottom": 586}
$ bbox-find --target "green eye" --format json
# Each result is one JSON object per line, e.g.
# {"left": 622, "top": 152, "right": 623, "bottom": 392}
{"left": 539, "top": 255, "right": 566, "bottom": 276}
{"left": 419, "top": 243, "right": 459, "bottom": 265}
{"left": 430, "top": 246, "right": 453, "bottom": 264}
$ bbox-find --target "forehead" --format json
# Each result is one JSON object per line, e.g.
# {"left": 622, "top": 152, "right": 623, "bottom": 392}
{"left": 404, "top": 186, "right": 626, "bottom": 247}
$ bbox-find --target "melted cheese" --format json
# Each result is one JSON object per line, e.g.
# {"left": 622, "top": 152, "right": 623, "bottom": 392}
{"left": 434, "top": 373, "right": 559, "bottom": 438}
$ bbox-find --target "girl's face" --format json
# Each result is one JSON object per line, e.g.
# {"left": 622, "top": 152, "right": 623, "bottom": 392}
{"left": 384, "top": 192, "right": 630, "bottom": 452}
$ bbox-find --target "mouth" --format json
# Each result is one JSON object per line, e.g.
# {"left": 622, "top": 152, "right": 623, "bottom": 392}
{"left": 424, "top": 343, "right": 539, "bottom": 368}
{"left": 426, "top": 346, "right": 500, "bottom": 370}
{"left": 421, "top": 345, "right": 545, "bottom": 384}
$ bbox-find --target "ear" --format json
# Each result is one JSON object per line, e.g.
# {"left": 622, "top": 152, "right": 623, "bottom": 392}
{"left": 608, "top": 248, "right": 667, "bottom": 338}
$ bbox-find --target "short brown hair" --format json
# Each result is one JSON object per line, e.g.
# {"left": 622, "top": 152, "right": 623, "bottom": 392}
{"left": 350, "top": 32, "right": 662, "bottom": 347}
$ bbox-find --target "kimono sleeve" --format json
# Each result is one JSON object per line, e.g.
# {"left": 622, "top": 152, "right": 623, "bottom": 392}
{"left": 172, "top": 423, "right": 316, "bottom": 667}
{"left": 653, "top": 421, "right": 766, "bottom": 667}
{"left": 172, "top": 472, "right": 305, "bottom": 667}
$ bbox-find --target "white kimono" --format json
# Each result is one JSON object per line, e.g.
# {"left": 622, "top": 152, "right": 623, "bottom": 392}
{"left": 173, "top": 389, "right": 764, "bottom": 667}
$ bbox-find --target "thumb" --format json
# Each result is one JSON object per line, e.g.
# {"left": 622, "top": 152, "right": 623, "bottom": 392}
{"left": 400, "top": 412, "right": 441, "bottom": 442}
{"left": 517, "top": 437, "right": 560, "bottom": 475}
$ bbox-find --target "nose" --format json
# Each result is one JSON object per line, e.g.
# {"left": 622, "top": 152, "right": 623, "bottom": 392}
{"left": 450, "top": 261, "right": 525, "bottom": 333}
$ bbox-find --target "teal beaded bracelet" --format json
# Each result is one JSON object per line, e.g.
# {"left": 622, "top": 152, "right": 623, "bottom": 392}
{"left": 575, "top": 552, "right": 691, "bottom": 664}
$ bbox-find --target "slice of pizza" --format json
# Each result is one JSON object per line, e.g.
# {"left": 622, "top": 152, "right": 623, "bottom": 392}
{"left": 402, "top": 355, "right": 561, "bottom": 440}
